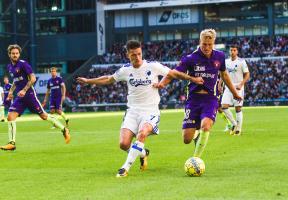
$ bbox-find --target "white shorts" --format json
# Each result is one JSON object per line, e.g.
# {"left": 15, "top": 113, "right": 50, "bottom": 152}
{"left": 221, "top": 87, "right": 244, "bottom": 107}
{"left": 121, "top": 108, "right": 160, "bottom": 135}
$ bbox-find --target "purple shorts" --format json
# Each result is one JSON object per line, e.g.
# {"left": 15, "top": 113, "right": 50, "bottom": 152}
{"left": 182, "top": 93, "right": 218, "bottom": 129}
{"left": 4, "top": 100, "right": 12, "bottom": 109}
{"left": 50, "top": 97, "right": 62, "bottom": 110}
{"left": 9, "top": 89, "right": 45, "bottom": 116}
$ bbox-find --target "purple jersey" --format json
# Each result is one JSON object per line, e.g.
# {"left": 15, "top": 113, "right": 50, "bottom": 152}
{"left": 47, "top": 76, "right": 63, "bottom": 99}
{"left": 176, "top": 48, "right": 226, "bottom": 99}
{"left": 7, "top": 60, "right": 33, "bottom": 93}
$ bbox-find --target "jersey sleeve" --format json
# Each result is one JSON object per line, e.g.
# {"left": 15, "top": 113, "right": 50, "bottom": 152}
{"left": 112, "top": 67, "right": 126, "bottom": 82}
{"left": 242, "top": 60, "right": 249, "bottom": 73}
{"left": 22, "top": 61, "right": 33, "bottom": 75}
{"left": 153, "top": 62, "right": 170, "bottom": 77}
{"left": 175, "top": 56, "right": 189, "bottom": 73}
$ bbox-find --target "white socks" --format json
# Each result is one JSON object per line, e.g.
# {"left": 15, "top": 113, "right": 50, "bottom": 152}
{"left": 222, "top": 108, "right": 237, "bottom": 126}
{"left": 8, "top": 121, "right": 16, "bottom": 142}
{"left": 122, "top": 141, "right": 144, "bottom": 171}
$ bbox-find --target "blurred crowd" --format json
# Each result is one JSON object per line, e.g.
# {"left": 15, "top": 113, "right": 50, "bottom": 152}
{"left": 98, "top": 35, "right": 288, "bottom": 64}
{"left": 69, "top": 58, "right": 288, "bottom": 106}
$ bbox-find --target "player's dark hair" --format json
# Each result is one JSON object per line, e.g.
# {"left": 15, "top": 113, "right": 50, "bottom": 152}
{"left": 7, "top": 44, "right": 22, "bottom": 54}
{"left": 125, "top": 40, "right": 141, "bottom": 52}
{"left": 230, "top": 45, "right": 239, "bottom": 49}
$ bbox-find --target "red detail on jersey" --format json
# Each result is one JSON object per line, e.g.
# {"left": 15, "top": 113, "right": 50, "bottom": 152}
{"left": 214, "top": 60, "right": 221, "bottom": 69}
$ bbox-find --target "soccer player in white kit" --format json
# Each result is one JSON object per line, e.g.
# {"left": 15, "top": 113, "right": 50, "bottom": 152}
{"left": 0, "top": 85, "right": 4, "bottom": 121}
{"left": 77, "top": 40, "right": 203, "bottom": 177}
{"left": 221, "top": 45, "right": 250, "bottom": 135}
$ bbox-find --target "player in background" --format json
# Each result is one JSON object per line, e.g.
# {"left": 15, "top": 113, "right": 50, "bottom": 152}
{"left": 220, "top": 45, "right": 250, "bottom": 135}
{"left": 155, "top": 29, "right": 242, "bottom": 158}
{"left": 216, "top": 76, "right": 233, "bottom": 132}
{"left": 42, "top": 67, "right": 69, "bottom": 126}
{"left": 0, "top": 84, "right": 4, "bottom": 122}
{"left": 77, "top": 40, "right": 203, "bottom": 177}
{"left": 2, "top": 76, "right": 13, "bottom": 122}
{"left": 0, "top": 44, "right": 70, "bottom": 151}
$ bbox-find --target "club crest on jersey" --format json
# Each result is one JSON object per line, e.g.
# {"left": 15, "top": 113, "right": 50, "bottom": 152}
{"left": 145, "top": 70, "right": 151, "bottom": 76}
{"left": 213, "top": 60, "right": 221, "bottom": 69}
{"left": 15, "top": 68, "right": 20, "bottom": 73}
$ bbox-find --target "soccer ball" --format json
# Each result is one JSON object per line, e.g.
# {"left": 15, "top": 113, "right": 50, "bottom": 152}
{"left": 184, "top": 157, "right": 205, "bottom": 177}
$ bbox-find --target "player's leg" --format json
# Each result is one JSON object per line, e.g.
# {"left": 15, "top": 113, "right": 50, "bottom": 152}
{"left": 193, "top": 96, "right": 218, "bottom": 158}
{"left": 0, "top": 96, "right": 25, "bottom": 151}
{"left": 233, "top": 89, "right": 244, "bottom": 135}
{"left": 235, "top": 106, "right": 243, "bottom": 135}
{"left": 0, "top": 104, "right": 5, "bottom": 121}
{"left": 0, "top": 111, "right": 19, "bottom": 150}
{"left": 222, "top": 104, "right": 237, "bottom": 134}
{"left": 193, "top": 117, "right": 213, "bottom": 158}
{"left": 28, "top": 90, "right": 70, "bottom": 144}
{"left": 183, "top": 128, "right": 197, "bottom": 144}
{"left": 221, "top": 89, "right": 237, "bottom": 134}
{"left": 217, "top": 106, "right": 232, "bottom": 131}
{"left": 55, "top": 99, "right": 69, "bottom": 126}
{"left": 50, "top": 109, "right": 56, "bottom": 129}
{"left": 117, "top": 123, "right": 153, "bottom": 177}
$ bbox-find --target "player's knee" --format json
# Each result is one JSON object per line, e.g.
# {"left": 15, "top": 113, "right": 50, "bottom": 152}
{"left": 183, "top": 138, "right": 192, "bottom": 144}
{"left": 201, "top": 126, "right": 211, "bottom": 132}
{"left": 40, "top": 113, "right": 48, "bottom": 120}
{"left": 137, "top": 132, "right": 147, "bottom": 142}
{"left": 119, "top": 142, "right": 130, "bottom": 151}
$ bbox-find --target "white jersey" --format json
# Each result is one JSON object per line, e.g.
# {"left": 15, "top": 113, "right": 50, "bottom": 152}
{"left": 225, "top": 57, "right": 249, "bottom": 86}
{"left": 112, "top": 60, "right": 170, "bottom": 112}
{"left": 0, "top": 86, "right": 3, "bottom": 105}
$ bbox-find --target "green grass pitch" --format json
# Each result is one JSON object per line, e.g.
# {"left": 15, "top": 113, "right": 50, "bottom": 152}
{"left": 0, "top": 107, "right": 287, "bottom": 200}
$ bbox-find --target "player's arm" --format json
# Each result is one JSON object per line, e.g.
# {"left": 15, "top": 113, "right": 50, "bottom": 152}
{"left": 167, "top": 69, "right": 204, "bottom": 84}
{"left": 154, "top": 69, "right": 204, "bottom": 89}
{"left": 236, "top": 72, "right": 250, "bottom": 90}
{"left": 18, "top": 73, "right": 36, "bottom": 97}
{"left": 1, "top": 91, "right": 4, "bottom": 101}
{"left": 218, "top": 78, "right": 224, "bottom": 94}
{"left": 42, "top": 88, "right": 50, "bottom": 107}
{"left": 61, "top": 83, "right": 66, "bottom": 104}
{"left": 220, "top": 70, "right": 242, "bottom": 101}
{"left": 76, "top": 75, "right": 116, "bottom": 86}
{"left": 7, "top": 83, "right": 16, "bottom": 101}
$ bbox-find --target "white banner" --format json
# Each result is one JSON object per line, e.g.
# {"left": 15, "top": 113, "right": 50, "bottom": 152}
{"left": 149, "top": 7, "right": 198, "bottom": 25}
{"left": 104, "top": 0, "right": 253, "bottom": 11}
{"left": 97, "top": 2, "right": 106, "bottom": 55}
{"left": 34, "top": 73, "right": 50, "bottom": 94}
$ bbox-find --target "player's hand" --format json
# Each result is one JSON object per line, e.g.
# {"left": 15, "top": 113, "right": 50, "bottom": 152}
{"left": 76, "top": 77, "right": 88, "bottom": 85}
{"left": 233, "top": 93, "right": 242, "bottom": 102}
{"left": 152, "top": 82, "right": 165, "bottom": 89}
{"left": 218, "top": 85, "right": 223, "bottom": 94}
{"left": 236, "top": 84, "right": 243, "bottom": 90}
{"left": 191, "top": 77, "right": 204, "bottom": 85}
{"left": 7, "top": 92, "right": 13, "bottom": 101}
{"left": 17, "top": 89, "right": 26, "bottom": 97}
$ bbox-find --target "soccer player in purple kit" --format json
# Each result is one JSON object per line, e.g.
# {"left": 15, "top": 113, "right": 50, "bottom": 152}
{"left": 0, "top": 44, "right": 70, "bottom": 151}
{"left": 42, "top": 67, "right": 69, "bottom": 126}
{"left": 1, "top": 76, "right": 13, "bottom": 122}
{"left": 156, "top": 29, "right": 242, "bottom": 158}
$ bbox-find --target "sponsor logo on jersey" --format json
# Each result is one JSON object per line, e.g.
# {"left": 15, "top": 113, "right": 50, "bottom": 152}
{"left": 129, "top": 78, "right": 152, "bottom": 87}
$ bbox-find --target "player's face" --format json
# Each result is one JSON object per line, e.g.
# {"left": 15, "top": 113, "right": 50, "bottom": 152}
{"left": 200, "top": 38, "right": 214, "bottom": 58}
{"left": 127, "top": 47, "right": 143, "bottom": 68}
{"left": 4, "top": 77, "right": 9, "bottom": 84}
{"left": 230, "top": 48, "right": 238, "bottom": 59}
{"left": 9, "top": 48, "right": 20, "bottom": 63}
{"left": 51, "top": 69, "right": 57, "bottom": 77}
